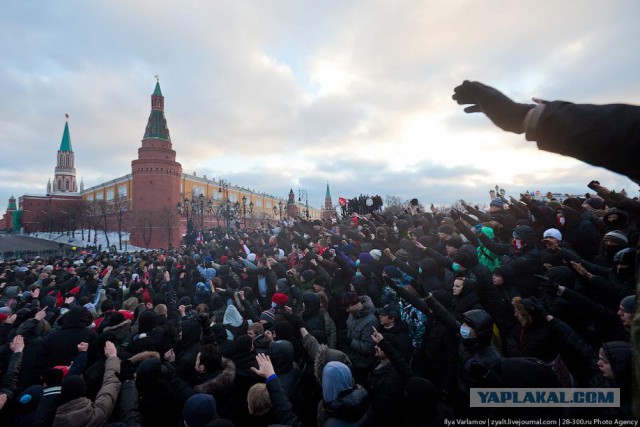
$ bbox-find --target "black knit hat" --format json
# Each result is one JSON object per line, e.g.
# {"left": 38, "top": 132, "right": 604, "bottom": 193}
{"left": 60, "top": 375, "right": 86, "bottom": 404}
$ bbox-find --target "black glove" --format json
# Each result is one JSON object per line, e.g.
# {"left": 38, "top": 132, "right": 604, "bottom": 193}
{"left": 118, "top": 358, "right": 137, "bottom": 381}
{"left": 450, "top": 209, "right": 460, "bottom": 222}
{"left": 290, "top": 313, "right": 305, "bottom": 331}
{"left": 452, "top": 81, "right": 534, "bottom": 134}
{"left": 464, "top": 357, "right": 490, "bottom": 379}
{"left": 534, "top": 274, "right": 559, "bottom": 293}
{"left": 527, "top": 297, "right": 550, "bottom": 319}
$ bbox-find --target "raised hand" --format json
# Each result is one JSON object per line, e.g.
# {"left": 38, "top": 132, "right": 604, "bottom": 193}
{"left": 251, "top": 353, "right": 276, "bottom": 379}
{"left": 371, "top": 326, "right": 384, "bottom": 344}
{"left": 452, "top": 81, "right": 534, "bottom": 134}
{"left": 35, "top": 307, "right": 47, "bottom": 321}
{"left": 10, "top": 335, "right": 25, "bottom": 353}
{"left": 104, "top": 341, "right": 117, "bottom": 359}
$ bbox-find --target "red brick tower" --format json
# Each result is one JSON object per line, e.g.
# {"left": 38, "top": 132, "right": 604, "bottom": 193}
{"left": 286, "top": 189, "right": 297, "bottom": 219}
{"left": 322, "top": 182, "right": 334, "bottom": 221}
{"left": 130, "top": 80, "right": 182, "bottom": 249}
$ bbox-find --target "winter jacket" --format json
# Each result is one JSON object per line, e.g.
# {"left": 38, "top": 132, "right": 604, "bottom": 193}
{"left": 53, "top": 356, "right": 121, "bottom": 427}
{"left": 367, "top": 361, "right": 404, "bottom": 427}
{"left": 194, "top": 357, "right": 236, "bottom": 419}
{"left": 43, "top": 307, "right": 98, "bottom": 367}
{"left": 346, "top": 296, "right": 378, "bottom": 368}
{"left": 266, "top": 376, "right": 303, "bottom": 427}
{"left": 525, "top": 100, "right": 640, "bottom": 182}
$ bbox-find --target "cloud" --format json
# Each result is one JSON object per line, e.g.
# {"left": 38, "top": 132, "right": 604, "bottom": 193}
{"left": 1, "top": 1, "right": 639, "bottom": 219}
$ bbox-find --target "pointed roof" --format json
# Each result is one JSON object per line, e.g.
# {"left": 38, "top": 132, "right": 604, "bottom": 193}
{"left": 153, "top": 81, "right": 163, "bottom": 96}
{"left": 325, "top": 182, "right": 331, "bottom": 198}
{"left": 144, "top": 82, "right": 170, "bottom": 140}
{"left": 60, "top": 121, "right": 72, "bottom": 152}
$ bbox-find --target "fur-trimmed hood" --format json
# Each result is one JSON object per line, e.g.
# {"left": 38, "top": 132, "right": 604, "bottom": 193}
{"left": 314, "top": 343, "right": 352, "bottom": 385}
{"left": 194, "top": 357, "right": 236, "bottom": 394}
{"left": 102, "top": 319, "right": 131, "bottom": 335}
{"left": 129, "top": 351, "right": 160, "bottom": 365}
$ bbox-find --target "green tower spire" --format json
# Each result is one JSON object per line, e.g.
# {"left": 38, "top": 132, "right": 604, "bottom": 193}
{"left": 60, "top": 121, "right": 72, "bottom": 152}
{"left": 144, "top": 80, "right": 170, "bottom": 140}
{"left": 153, "top": 81, "right": 163, "bottom": 96}
{"left": 325, "top": 182, "right": 331, "bottom": 198}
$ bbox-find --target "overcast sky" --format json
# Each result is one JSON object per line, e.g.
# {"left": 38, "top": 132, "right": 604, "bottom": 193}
{"left": 2, "top": 1, "right": 639, "bottom": 214}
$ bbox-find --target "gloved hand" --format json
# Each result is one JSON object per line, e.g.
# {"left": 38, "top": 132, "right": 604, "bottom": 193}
{"left": 464, "top": 357, "right": 490, "bottom": 379}
{"left": 527, "top": 297, "right": 550, "bottom": 319}
{"left": 452, "top": 81, "right": 535, "bottom": 134}
{"left": 534, "top": 274, "right": 559, "bottom": 293}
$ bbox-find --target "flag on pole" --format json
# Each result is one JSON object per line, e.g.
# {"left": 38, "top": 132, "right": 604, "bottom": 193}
{"left": 338, "top": 197, "right": 347, "bottom": 206}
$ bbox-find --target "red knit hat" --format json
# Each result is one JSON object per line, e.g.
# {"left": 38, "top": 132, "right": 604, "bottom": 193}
{"left": 271, "top": 293, "right": 289, "bottom": 306}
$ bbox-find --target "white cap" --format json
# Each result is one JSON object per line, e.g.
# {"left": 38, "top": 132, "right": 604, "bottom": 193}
{"left": 543, "top": 228, "right": 562, "bottom": 241}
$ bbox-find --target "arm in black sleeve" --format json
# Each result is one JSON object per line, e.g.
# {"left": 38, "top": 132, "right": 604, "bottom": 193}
{"left": 392, "top": 257, "right": 418, "bottom": 277}
{"left": 425, "top": 296, "right": 461, "bottom": 335}
{"left": 389, "top": 283, "right": 431, "bottom": 318}
{"left": 0, "top": 351, "right": 23, "bottom": 400}
{"left": 424, "top": 247, "right": 453, "bottom": 269}
{"left": 455, "top": 221, "right": 480, "bottom": 248}
{"left": 266, "top": 377, "right": 303, "bottom": 427}
{"left": 526, "top": 101, "right": 640, "bottom": 182}
{"left": 378, "top": 338, "right": 415, "bottom": 385}
{"left": 478, "top": 232, "right": 513, "bottom": 256}
{"left": 559, "top": 288, "right": 620, "bottom": 333}
{"left": 547, "top": 316, "right": 598, "bottom": 384}
{"left": 241, "top": 298, "right": 260, "bottom": 323}
{"left": 463, "top": 204, "right": 491, "bottom": 222}
{"left": 116, "top": 380, "right": 143, "bottom": 427}
{"left": 68, "top": 351, "right": 88, "bottom": 376}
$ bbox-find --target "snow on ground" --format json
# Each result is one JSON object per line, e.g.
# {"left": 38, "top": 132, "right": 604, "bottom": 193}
{"left": 28, "top": 230, "right": 148, "bottom": 253}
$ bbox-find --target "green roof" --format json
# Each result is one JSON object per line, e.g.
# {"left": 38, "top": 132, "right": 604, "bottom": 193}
{"left": 60, "top": 121, "right": 72, "bottom": 152}
{"left": 153, "top": 82, "right": 163, "bottom": 96}
{"left": 144, "top": 110, "right": 170, "bottom": 140}
{"left": 326, "top": 182, "right": 331, "bottom": 198}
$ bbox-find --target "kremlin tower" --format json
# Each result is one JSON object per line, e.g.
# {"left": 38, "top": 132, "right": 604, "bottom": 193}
{"left": 50, "top": 116, "right": 77, "bottom": 194}
{"left": 130, "top": 80, "right": 183, "bottom": 249}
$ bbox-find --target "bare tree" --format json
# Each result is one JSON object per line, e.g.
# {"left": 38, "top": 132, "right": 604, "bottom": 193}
{"left": 158, "top": 206, "right": 177, "bottom": 249}
{"left": 97, "top": 199, "right": 111, "bottom": 248}
{"left": 68, "top": 199, "right": 88, "bottom": 240}
{"left": 112, "top": 195, "right": 128, "bottom": 250}
{"left": 383, "top": 195, "right": 406, "bottom": 216}
{"left": 134, "top": 209, "right": 155, "bottom": 248}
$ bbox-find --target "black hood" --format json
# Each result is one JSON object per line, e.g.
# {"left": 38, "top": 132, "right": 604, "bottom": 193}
{"left": 602, "top": 341, "right": 631, "bottom": 385}
{"left": 513, "top": 225, "right": 537, "bottom": 247}
{"left": 270, "top": 339, "right": 294, "bottom": 375}
{"left": 59, "top": 306, "right": 93, "bottom": 328}
{"left": 546, "top": 266, "right": 576, "bottom": 289}
{"left": 303, "top": 292, "right": 321, "bottom": 318}
{"left": 463, "top": 309, "right": 493, "bottom": 343}
{"left": 181, "top": 319, "right": 202, "bottom": 348}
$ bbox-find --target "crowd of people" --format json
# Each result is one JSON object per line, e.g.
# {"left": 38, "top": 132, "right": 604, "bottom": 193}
{"left": 0, "top": 80, "right": 638, "bottom": 426}
{"left": 0, "top": 179, "right": 637, "bottom": 426}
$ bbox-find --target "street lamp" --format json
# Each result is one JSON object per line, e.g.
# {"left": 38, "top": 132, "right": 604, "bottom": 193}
{"left": 278, "top": 201, "right": 283, "bottom": 220}
{"left": 218, "top": 179, "right": 232, "bottom": 228}
{"left": 298, "top": 190, "right": 310, "bottom": 220}
{"left": 177, "top": 194, "right": 213, "bottom": 233}
{"left": 242, "top": 195, "right": 254, "bottom": 228}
